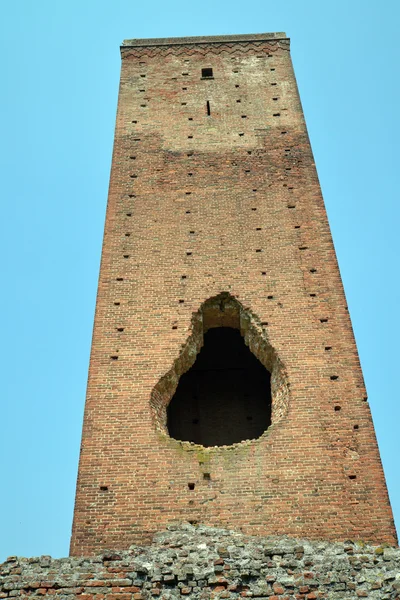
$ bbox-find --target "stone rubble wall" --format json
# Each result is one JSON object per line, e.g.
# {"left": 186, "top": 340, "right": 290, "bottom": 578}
{"left": 1, "top": 526, "right": 399, "bottom": 599}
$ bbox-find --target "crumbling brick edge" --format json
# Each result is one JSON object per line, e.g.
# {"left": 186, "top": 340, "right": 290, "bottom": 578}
{"left": 1, "top": 525, "right": 399, "bottom": 599}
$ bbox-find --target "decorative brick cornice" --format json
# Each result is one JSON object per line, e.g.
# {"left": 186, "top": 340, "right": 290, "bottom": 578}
{"left": 122, "top": 32, "right": 287, "bottom": 49}
{"left": 121, "top": 39, "right": 290, "bottom": 59}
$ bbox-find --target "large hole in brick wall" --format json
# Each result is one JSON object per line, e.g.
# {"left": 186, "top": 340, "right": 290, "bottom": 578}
{"left": 167, "top": 327, "right": 272, "bottom": 446}
{"left": 150, "top": 293, "right": 289, "bottom": 448}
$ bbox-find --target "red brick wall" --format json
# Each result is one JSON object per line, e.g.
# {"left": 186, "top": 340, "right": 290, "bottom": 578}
{"left": 70, "top": 34, "right": 397, "bottom": 555}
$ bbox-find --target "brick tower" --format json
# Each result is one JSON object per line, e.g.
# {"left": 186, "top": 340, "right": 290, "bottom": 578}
{"left": 70, "top": 33, "right": 396, "bottom": 555}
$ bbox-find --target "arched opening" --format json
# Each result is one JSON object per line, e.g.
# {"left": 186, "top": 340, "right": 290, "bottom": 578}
{"left": 167, "top": 327, "right": 272, "bottom": 447}
{"left": 150, "top": 293, "right": 289, "bottom": 447}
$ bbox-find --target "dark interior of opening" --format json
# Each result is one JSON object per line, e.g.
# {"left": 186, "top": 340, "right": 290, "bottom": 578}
{"left": 167, "top": 327, "right": 272, "bottom": 447}
{"left": 201, "top": 67, "right": 213, "bottom": 78}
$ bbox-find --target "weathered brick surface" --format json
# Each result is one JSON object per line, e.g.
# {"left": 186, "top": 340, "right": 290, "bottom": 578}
{"left": 70, "top": 33, "right": 397, "bottom": 555}
{"left": 2, "top": 526, "right": 400, "bottom": 599}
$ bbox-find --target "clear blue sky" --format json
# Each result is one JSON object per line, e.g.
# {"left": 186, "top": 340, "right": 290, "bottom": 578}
{"left": 1, "top": 0, "right": 399, "bottom": 561}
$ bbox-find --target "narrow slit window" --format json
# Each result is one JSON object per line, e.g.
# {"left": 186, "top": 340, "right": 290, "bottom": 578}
{"left": 206, "top": 100, "right": 211, "bottom": 116}
{"left": 201, "top": 68, "right": 213, "bottom": 79}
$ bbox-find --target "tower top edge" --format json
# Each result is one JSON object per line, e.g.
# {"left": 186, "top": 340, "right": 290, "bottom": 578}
{"left": 121, "top": 32, "right": 288, "bottom": 48}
